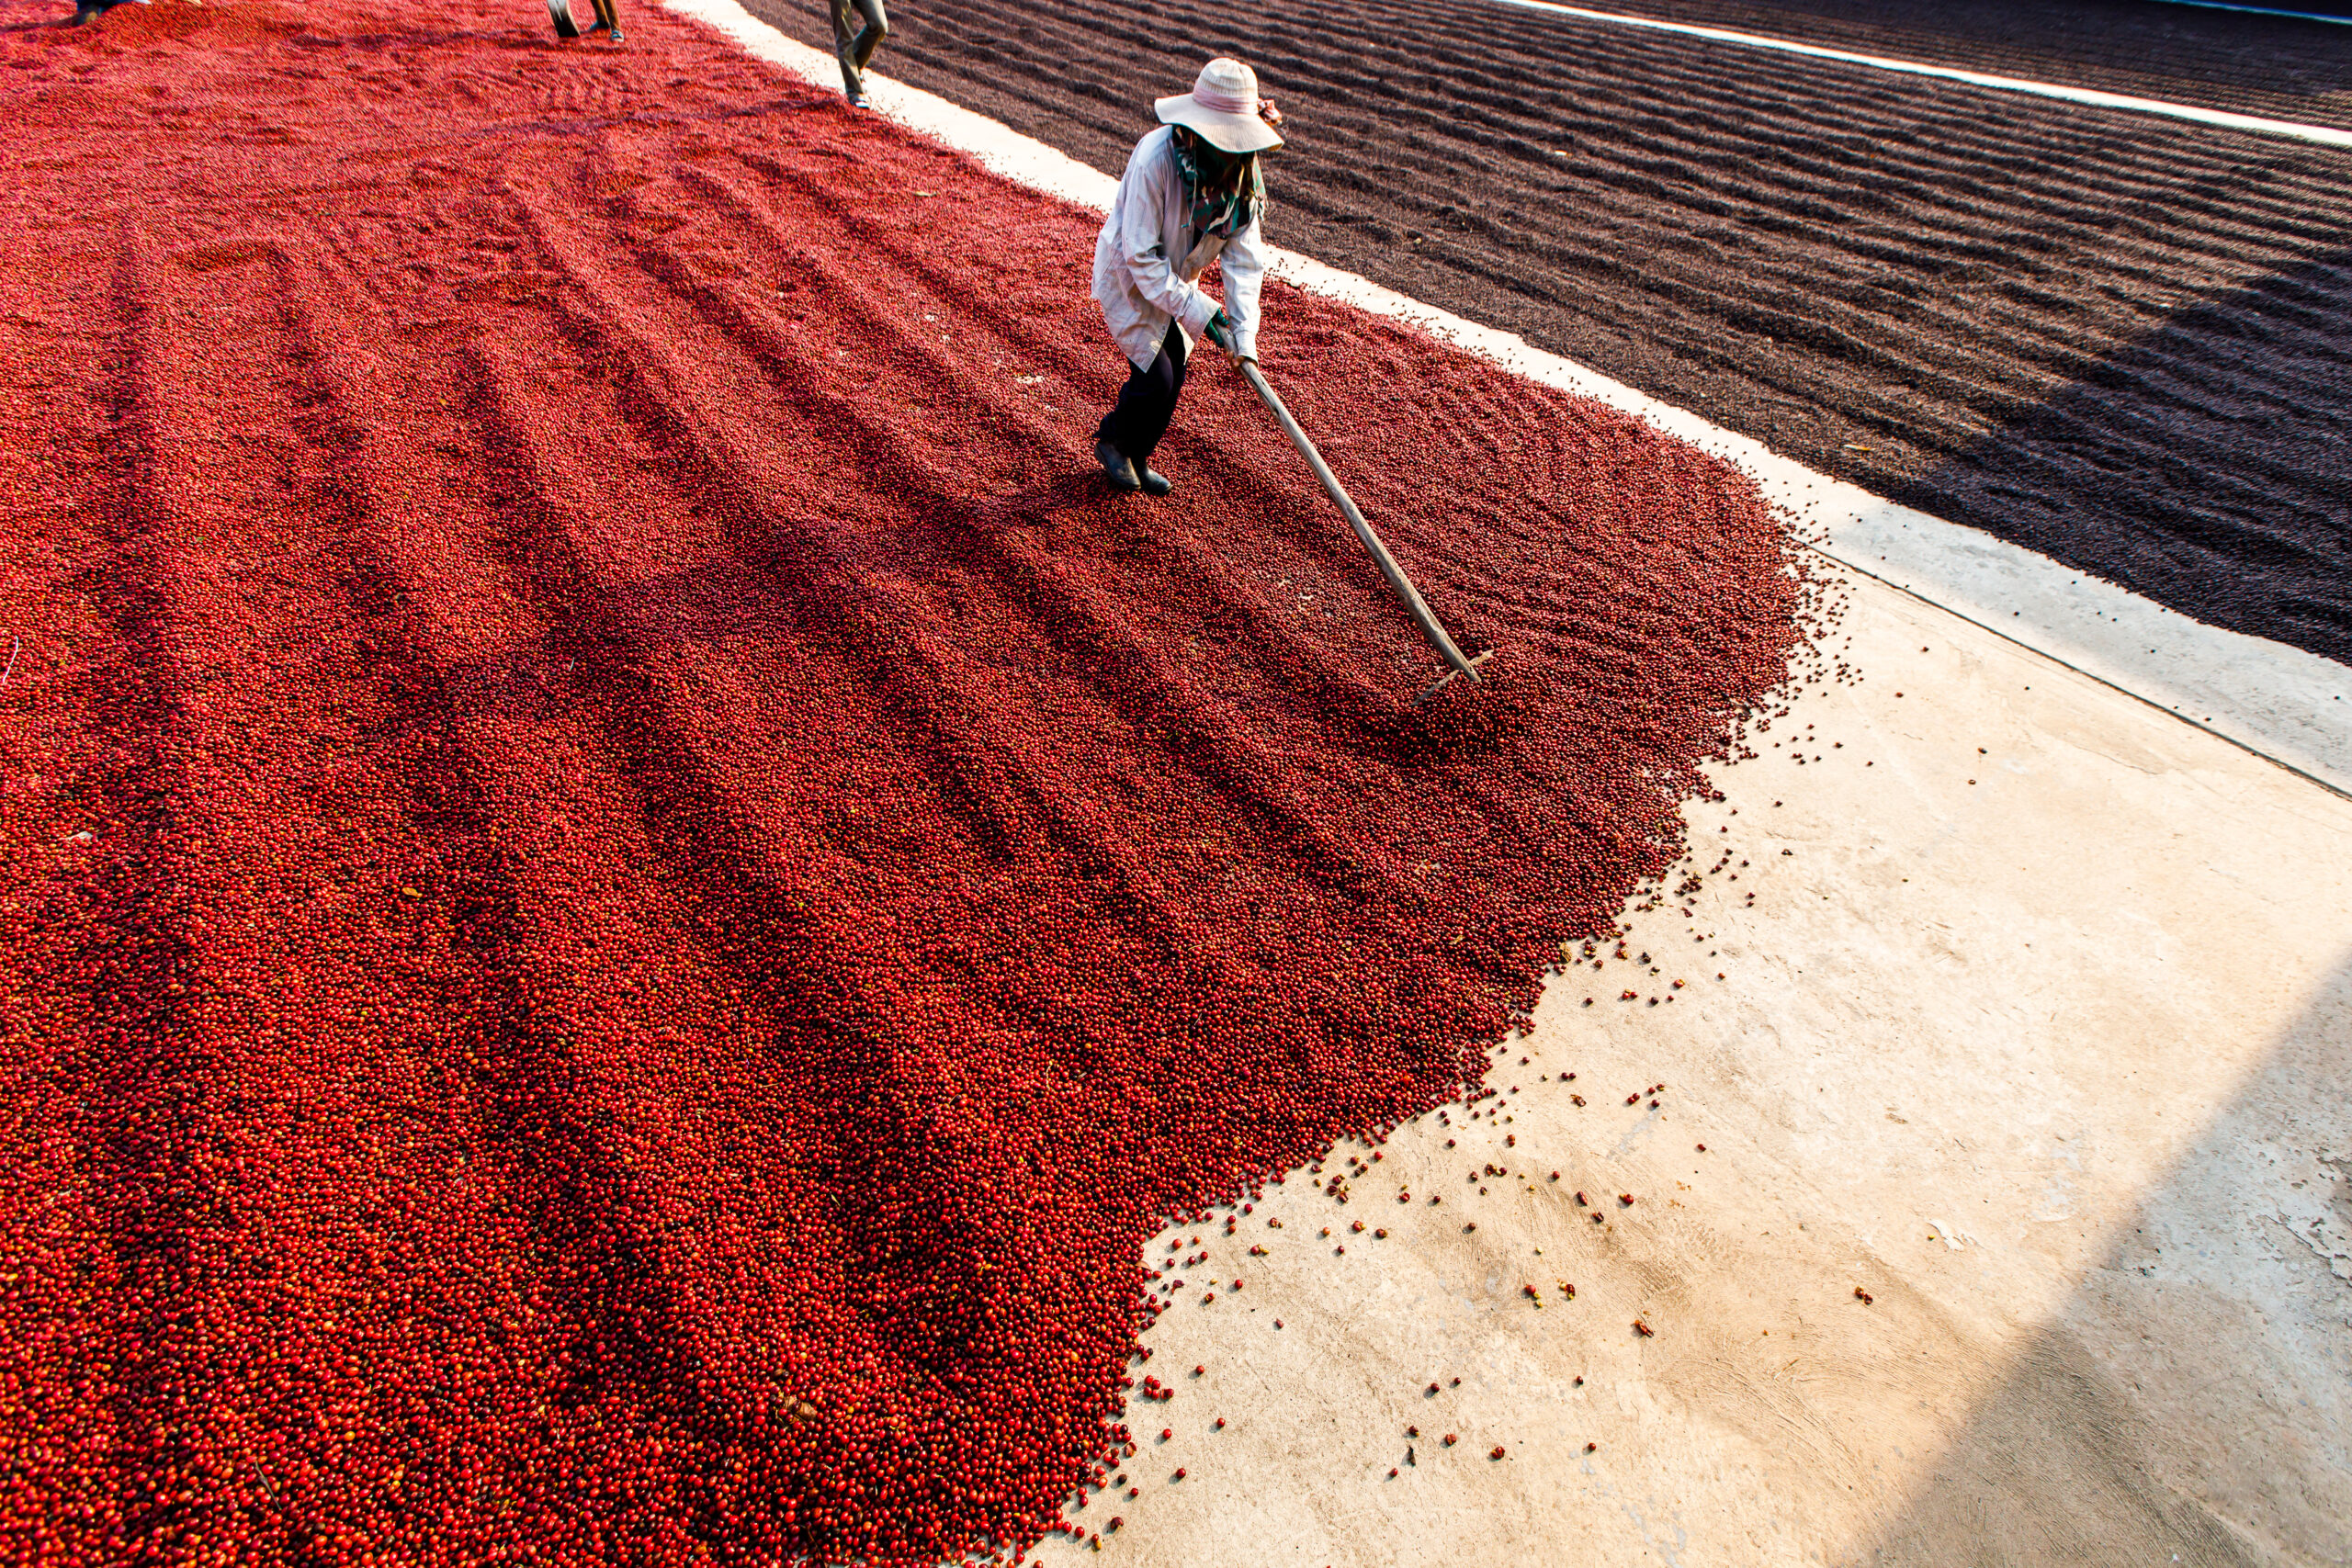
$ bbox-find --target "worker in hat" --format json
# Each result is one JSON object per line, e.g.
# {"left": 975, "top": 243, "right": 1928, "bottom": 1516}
{"left": 1091, "top": 58, "right": 1283, "bottom": 497}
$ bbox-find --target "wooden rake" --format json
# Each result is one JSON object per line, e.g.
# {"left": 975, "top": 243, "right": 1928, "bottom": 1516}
{"left": 1237, "top": 358, "right": 1493, "bottom": 704}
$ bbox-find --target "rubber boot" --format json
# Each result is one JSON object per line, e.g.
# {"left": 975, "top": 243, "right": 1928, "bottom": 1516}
{"left": 1095, "top": 439, "right": 1142, "bottom": 493}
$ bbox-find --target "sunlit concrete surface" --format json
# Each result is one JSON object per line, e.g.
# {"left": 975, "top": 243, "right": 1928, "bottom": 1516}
{"left": 1058, "top": 570, "right": 2350, "bottom": 1567}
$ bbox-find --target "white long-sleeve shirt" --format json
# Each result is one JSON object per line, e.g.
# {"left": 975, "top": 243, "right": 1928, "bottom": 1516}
{"left": 1091, "top": 126, "right": 1264, "bottom": 371}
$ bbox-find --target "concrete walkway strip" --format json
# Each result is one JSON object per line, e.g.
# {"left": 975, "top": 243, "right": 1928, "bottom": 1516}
{"left": 667, "top": 0, "right": 2352, "bottom": 801}
{"left": 1482, "top": 0, "right": 2352, "bottom": 146}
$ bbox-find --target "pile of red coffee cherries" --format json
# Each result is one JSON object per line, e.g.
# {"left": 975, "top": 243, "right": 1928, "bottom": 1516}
{"left": 0, "top": 3, "right": 1810, "bottom": 1560}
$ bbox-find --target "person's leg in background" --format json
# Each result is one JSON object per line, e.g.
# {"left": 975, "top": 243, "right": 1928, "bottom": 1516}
{"left": 1094, "top": 329, "right": 1188, "bottom": 496}
{"left": 831, "top": 0, "right": 889, "bottom": 105}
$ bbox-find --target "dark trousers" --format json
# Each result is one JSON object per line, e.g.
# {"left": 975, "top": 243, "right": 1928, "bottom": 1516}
{"left": 1095, "top": 329, "right": 1189, "bottom": 465}
{"left": 831, "top": 0, "right": 888, "bottom": 96}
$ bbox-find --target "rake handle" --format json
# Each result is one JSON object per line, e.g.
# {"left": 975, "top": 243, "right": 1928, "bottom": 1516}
{"left": 1237, "top": 358, "right": 1483, "bottom": 687}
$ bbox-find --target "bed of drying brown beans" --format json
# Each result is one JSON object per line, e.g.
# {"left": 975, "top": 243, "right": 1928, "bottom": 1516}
{"left": 0, "top": 1, "right": 1806, "bottom": 1562}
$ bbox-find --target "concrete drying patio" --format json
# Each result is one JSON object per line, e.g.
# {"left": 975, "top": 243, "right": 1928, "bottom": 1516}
{"left": 1088, "top": 569, "right": 2350, "bottom": 1565}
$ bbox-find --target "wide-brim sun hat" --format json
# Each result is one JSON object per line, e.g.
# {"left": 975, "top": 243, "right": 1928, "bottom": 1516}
{"left": 1156, "top": 57, "right": 1283, "bottom": 154}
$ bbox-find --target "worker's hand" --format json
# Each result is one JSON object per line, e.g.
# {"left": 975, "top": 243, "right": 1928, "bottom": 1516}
{"left": 1204, "top": 310, "right": 1249, "bottom": 367}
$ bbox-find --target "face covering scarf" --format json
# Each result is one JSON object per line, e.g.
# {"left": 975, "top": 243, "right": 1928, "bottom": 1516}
{"left": 1170, "top": 125, "right": 1266, "bottom": 240}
